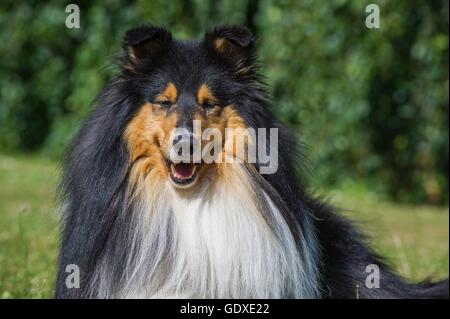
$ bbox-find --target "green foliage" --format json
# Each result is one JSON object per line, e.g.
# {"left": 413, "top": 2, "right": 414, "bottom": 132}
{"left": 0, "top": 0, "right": 448, "bottom": 204}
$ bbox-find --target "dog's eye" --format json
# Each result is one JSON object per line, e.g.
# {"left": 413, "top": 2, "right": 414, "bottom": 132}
{"left": 203, "top": 101, "right": 214, "bottom": 110}
{"left": 158, "top": 100, "right": 172, "bottom": 108}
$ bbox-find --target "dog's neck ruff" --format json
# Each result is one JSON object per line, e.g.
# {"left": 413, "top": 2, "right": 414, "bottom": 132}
{"left": 91, "top": 164, "right": 320, "bottom": 298}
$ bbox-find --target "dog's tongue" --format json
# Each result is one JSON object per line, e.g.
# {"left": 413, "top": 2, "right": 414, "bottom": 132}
{"left": 172, "top": 163, "right": 196, "bottom": 180}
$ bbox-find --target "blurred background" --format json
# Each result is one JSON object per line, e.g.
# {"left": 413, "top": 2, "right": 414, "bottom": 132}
{"left": 0, "top": 0, "right": 448, "bottom": 298}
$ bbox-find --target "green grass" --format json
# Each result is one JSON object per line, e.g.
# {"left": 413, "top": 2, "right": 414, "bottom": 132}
{"left": 326, "top": 184, "right": 449, "bottom": 282}
{"left": 0, "top": 153, "right": 448, "bottom": 298}
{"left": 0, "top": 153, "right": 60, "bottom": 298}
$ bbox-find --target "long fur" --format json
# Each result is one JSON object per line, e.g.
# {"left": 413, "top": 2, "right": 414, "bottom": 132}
{"left": 84, "top": 164, "right": 320, "bottom": 298}
{"left": 55, "top": 25, "right": 448, "bottom": 299}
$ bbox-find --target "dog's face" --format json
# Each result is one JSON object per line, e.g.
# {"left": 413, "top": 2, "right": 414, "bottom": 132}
{"left": 123, "top": 26, "right": 260, "bottom": 190}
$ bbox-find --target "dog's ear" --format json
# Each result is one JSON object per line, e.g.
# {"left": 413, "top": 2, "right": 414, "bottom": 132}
{"left": 122, "top": 25, "right": 172, "bottom": 64}
{"left": 203, "top": 26, "right": 255, "bottom": 70}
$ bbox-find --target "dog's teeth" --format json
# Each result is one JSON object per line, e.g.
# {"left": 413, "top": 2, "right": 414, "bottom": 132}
{"left": 170, "top": 164, "right": 196, "bottom": 180}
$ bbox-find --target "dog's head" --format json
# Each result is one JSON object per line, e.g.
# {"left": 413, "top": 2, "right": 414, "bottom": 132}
{"left": 122, "top": 25, "right": 265, "bottom": 190}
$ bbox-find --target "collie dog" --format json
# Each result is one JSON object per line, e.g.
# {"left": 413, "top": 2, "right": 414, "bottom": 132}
{"left": 55, "top": 25, "right": 448, "bottom": 299}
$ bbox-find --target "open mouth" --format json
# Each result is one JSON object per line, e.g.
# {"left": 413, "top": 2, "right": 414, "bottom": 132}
{"left": 167, "top": 161, "right": 199, "bottom": 188}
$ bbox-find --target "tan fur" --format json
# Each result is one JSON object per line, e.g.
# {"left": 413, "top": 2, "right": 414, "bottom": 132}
{"left": 157, "top": 82, "right": 177, "bottom": 104}
{"left": 197, "top": 84, "right": 218, "bottom": 105}
{"left": 124, "top": 83, "right": 251, "bottom": 192}
{"left": 213, "top": 38, "right": 228, "bottom": 54}
{"left": 124, "top": 102, "right": 177, "bottom": 186}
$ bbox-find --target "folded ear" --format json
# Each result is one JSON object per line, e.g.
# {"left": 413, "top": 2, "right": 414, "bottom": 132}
{"left": 122, "top": 25, "right": 172, "bottom": 64}
{"left": 203, "top": 26, "right": 255, "bottom": 69}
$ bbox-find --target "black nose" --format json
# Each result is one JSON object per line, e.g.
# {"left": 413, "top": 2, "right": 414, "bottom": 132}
{"left": 173, "top": 132, "right": 195, "bottom": 156}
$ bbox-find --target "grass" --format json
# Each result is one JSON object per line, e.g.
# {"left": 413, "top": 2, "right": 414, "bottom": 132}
{"left": 326, "top": 184, "right": 449, "bottom": 282}
{"left": 0, "top": 153, "right": 60, "bottom": 298}
{"left": 0, "top": 152, "right": 448, "bottom": 298}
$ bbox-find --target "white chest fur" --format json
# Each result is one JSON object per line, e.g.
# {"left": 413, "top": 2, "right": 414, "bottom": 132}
{"left": 95, "top": 166, "right": 320, "bottom": 299}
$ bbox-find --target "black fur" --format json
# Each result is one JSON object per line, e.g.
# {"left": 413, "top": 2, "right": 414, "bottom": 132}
{"left": 55, "top": 25, "right": 448, "bottom": 299}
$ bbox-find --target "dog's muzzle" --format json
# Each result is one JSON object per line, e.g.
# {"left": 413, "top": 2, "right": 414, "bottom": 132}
{"left": 167, "top": 131, "right": 200, "bottom": 188}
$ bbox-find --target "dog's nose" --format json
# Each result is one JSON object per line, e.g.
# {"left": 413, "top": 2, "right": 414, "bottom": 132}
{"left": 173, "top": 132, "right": 195, "bottom": 156}
{"left": 170, "top": 131, "right": 197, "bottom": 163}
